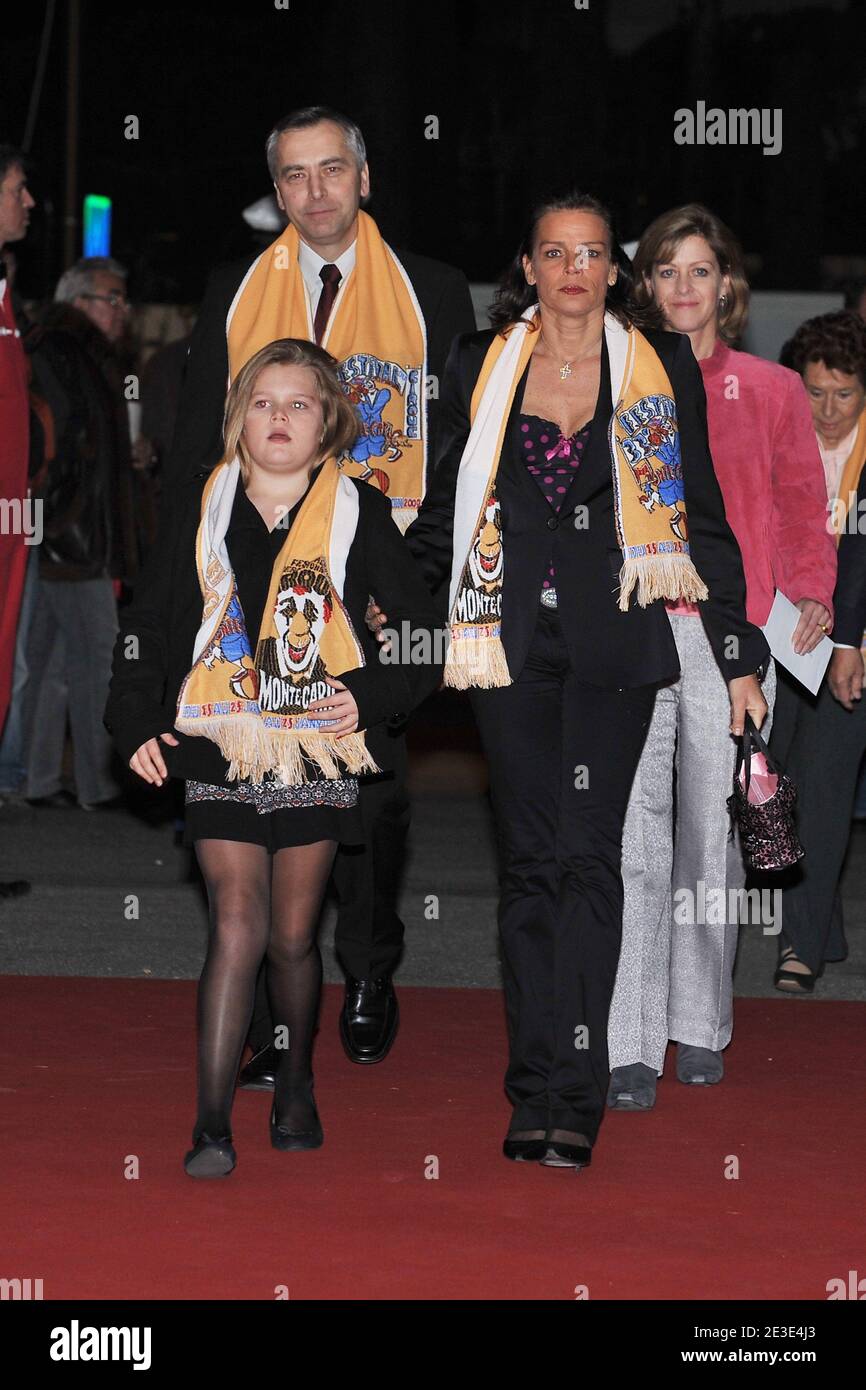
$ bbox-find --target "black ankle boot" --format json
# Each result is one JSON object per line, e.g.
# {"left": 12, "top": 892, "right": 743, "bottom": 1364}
{"left": 269, "top": 1095, "right": 323, "bottom": 1151}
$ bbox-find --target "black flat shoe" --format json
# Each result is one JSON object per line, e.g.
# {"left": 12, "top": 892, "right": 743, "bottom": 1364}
{"left": 339, "top": 975, "right": 399, "bottom": 1064}
{"left": 269, "top": 1101, "right": 323, "bottom": 1152}
{"left": 503, "top": 1129, "right": 547, "bottom": 1162}
{"left": 539, "top": 1130, "right": 592, "bottom": 1170}
{"left": 184, "top": 1131, "right": 236, "bottom": 1177}
{"left": 238, "top": 1043, "right": 278, "bottom": 1090}
{"left": 774, "top": 947, "right": 817, "bottom": 994}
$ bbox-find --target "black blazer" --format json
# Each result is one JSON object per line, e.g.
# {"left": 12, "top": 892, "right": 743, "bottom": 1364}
{"left": 103, "top": 474, "right": 444, "bottom": 781}
{"left": 406, "top": 325, "right": 770, "bottom": 690}
{"left": 164, "top": 244, "right": 476, "bottom": 489}
{"left": 832, "top": 458, "right": 866, "bottom": 646}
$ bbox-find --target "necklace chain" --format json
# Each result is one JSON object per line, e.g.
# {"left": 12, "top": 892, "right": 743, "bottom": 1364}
{"left": 538, "top": 334, "right": 598, "bottom": 383}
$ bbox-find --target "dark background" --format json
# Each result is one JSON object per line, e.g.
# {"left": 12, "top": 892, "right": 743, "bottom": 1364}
{"left": 5, "top": 0, "right": 864, "bottom": 303}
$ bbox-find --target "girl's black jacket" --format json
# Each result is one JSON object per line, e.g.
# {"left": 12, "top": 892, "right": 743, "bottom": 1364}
{"left": 103, "top": 470, "right": 444, "bottom": 783}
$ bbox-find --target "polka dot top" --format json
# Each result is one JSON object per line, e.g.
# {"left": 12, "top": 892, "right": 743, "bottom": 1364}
{"left": 519, "top": 413, "right": 592, "bottom": 591}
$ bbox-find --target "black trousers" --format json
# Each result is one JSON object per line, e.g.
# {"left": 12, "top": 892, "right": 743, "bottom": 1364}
{"left": 768, "top": 666, "right": 862, "bottom": 972}
{"left": 247, "top": 729, "right": 409, "bottom": 1050}
{"left": 470, "top": 608, "right": 656, "bottom": 1144}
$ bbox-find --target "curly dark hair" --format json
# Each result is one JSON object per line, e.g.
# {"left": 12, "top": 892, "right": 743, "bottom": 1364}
{"left": 489, "top": 191, "right": 659, "bottom": 335}
{"left": 781, "top": 310, "right": 866, "bottom": 390}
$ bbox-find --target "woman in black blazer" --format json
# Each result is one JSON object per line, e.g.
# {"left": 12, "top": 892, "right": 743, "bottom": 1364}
{"left": 403, "top": 192, "right": 770, "bottom": 1170}
{"left": 105, "top": 338, "right": 442, "bottom": 1177}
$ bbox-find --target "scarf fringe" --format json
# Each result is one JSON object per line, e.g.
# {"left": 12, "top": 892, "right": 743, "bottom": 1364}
{"left": 617, "top": 554, "right": 709, "bottom": 613}
{"left": 443, "top": 635, "right": 512, "bottom": 689}
{"left": 176, "top": 715, "right": 379, "bottom": 784}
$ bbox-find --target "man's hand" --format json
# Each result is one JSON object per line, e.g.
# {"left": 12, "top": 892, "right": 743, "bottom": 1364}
{"left": 828, "top": 647, "right": 864, "bottom": 710}
{"left": 365, "top": 598, "right": 389, "bottom": 643}
{"left": 791, "top": 598, "right": 832, "bottom": 655}
{"left": 728, "top": 674, "right": 768, "bottom": 737}
{"left": 129, "top": 731, "right": 179, "bottom": 786}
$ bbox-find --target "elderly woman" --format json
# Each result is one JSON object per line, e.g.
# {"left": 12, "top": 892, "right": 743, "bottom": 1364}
{"left": 769, "top": 310, "right": 866, "bottom": 991}
{"left": 606, "top": 206, "right": 836, "bottom": 1111}
{"left": 402, "top": 192, "right": 769, "bottom": 1169}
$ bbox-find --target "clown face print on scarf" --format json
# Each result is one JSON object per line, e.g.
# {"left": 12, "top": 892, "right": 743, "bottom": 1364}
{"left": 467, "top": 494, "right": 503, "bottom": 595}
{"left": 256, "top": 558, "right": 338, "bottom": 716}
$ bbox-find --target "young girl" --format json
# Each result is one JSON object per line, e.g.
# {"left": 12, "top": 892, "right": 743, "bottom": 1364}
{"left": 105, "top": 338, "right": 442, "bottom": 1177}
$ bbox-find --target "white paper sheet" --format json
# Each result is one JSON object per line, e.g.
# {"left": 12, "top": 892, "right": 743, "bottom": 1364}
{"left": 760, "top": 590, "right": 833, "bottom": 696}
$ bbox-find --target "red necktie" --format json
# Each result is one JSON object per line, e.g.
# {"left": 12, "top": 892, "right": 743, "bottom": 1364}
{"left": 313, "top": 263, "right": 341, "bottom": 345}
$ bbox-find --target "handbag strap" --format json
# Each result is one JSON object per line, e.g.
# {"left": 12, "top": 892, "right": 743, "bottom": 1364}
{"left": 734, "top": 713, "right": 785, "bottom": 800}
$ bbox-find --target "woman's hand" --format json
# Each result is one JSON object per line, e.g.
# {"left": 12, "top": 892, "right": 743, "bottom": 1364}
{"left": 365, "top": 598, "right": 389, "bottom": 643}
{"left": 828, "top": 647, "right": 864, "bottom": 710}
{"left": 728, "top": 675, "right": 768, "bottom": 737}
{"left": 307, "top": 679, "right": 360, "bottom": 736}
{"left": 792, "top": 598, "right": 832, "bottom": 655}
{"left": 129, "top": 732, "right": 179, "bottom": 786}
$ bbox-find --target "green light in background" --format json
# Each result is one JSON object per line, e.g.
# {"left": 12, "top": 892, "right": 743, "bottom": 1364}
{"left": 83, "top": 195, "right": 112, "bottom": 256}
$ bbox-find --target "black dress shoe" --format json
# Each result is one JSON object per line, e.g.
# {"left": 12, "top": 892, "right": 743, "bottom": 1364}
{"left": 503, "top": 1129, "right": 547, "bottom": 1162}
{"left": 184, "top": 1131, "right": 236, "bottom": 1177}
{"left": 0, "top": 879, "right": 30, "bottom": 900}
{"left": 26, "top": 790, "right": 78, "bottom": 809}
{"left": 339, "top": 975, "right": 399, "bottom": 1064}
{"left": 269, "top": 1101, "right": 323, "bottom": 1151}
{"left": 238, "top": 1043, "right": 277, "bottom": 1090}
{"left": 539, "top": 1130, "right": 592, "bottom": 1169}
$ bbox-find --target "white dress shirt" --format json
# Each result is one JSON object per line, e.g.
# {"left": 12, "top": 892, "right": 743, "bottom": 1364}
{"left": 820, "top": 425, "right": 859, "bottom": 505}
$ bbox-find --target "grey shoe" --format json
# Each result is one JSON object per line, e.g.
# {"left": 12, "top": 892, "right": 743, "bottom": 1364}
{"left": 607, "top": 1063, "right": 658, "bottom": 1110}
{"left": 676, "top": 1043, "right": 724, "bottom": 1085}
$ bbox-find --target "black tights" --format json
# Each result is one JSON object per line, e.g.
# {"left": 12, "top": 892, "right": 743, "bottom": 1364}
{"left": 192, "top": 838, "right": 337, "bottom": 1139}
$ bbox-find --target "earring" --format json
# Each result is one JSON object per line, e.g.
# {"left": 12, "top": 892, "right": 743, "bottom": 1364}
{"left": 719, "top": 295, "right": 728, "bottom": 309}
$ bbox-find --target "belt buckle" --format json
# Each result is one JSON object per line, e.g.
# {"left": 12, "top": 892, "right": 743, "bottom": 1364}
{"left": 540, "top": 587, "right": 558, "bottom": 610}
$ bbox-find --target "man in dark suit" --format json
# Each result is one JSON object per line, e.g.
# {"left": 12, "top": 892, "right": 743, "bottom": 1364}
{"left": 166, "top": 106, "right": 475, "bottom": 1075}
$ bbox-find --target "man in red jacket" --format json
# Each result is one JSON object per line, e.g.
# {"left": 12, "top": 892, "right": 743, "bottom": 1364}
{"left": 0, "top": 145, "right": 34, "bottom": 899}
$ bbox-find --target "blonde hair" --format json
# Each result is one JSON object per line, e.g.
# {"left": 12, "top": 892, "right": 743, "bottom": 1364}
{"left": 633, "top": 204, "right": 750, "bottom": 345}
{"left": 222, "top": 338, "right": 359, "bottom": 482}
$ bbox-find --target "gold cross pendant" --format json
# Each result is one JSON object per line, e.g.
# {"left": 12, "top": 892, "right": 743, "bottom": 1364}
{"left": 559, "top": 361, "right": 572, "bottom": 381}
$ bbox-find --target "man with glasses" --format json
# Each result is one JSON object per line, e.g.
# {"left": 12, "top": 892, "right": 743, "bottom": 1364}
{"left": 57, "top": 257, "right": 131, "bottom": 346}
{"left": 21, "top": 257, "right": 138, "bottom": 809}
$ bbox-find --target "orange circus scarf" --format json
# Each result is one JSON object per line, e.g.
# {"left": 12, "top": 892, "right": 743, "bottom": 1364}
{"left": 444, "top": 309, "right": 709, "bottom": 689}
{"left": 175, "top": 459, "right": 379, "bottom": 785}
{"left": 226, "top": 210, "right": 427, "bottom": 531}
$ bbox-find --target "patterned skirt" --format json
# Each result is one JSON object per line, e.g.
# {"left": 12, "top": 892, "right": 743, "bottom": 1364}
{"left": 183, "top": 774, "right": 363, "bottom": 851}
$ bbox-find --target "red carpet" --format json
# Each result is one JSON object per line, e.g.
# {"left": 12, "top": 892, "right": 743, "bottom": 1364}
{"left": 2, "top": 977, "right": 864, "bottom": 1300}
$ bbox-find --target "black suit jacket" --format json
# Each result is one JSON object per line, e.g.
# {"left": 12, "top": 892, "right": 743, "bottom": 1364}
{"left": 103, "top": 474, "right": 443, "bottom": 781}
{"left": 164, "top": 242, "right": 476, "bottom": 488}
{"left": 406, "top": 324, "right": 769, "bottom": 690}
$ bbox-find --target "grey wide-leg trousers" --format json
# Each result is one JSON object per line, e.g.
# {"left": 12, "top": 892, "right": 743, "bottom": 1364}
{"left": 608, "top": 613, "right": 776, "bottom": 1073}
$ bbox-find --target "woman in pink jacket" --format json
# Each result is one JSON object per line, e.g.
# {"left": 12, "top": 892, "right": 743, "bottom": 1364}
{"left": 606, "top": 205, "right": 837, "bottom": 1110}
